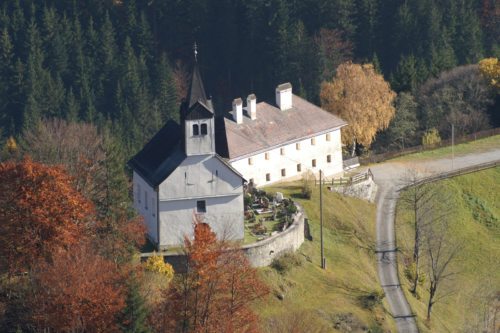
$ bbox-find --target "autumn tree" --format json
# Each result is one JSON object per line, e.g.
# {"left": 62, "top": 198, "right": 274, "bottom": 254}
{"left": 0, "top": 157, "right": 94, "bottom": 273}
{"left": 154, "top": 222, "right": 268, "bottom": 333}
{"left": 320, "top": 62, "right": 396, "bottom": 155}
{"left": 29, "top": 243, "right": 126, "bottom": 332}
{"left": 479, "top": 57, "right": 500, "bottom": 93}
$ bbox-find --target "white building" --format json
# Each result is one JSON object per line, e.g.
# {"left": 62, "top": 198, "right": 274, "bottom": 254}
{"left": 129, "top": 64, "right": 245, "bottom": 250}
{"left": 215, "top": 83, "right": 347, "bottom": 187}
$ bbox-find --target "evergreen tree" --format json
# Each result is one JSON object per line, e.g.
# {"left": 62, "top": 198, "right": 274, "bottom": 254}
{"left": 121, "top": 277, "right": 152, "bottom": 333}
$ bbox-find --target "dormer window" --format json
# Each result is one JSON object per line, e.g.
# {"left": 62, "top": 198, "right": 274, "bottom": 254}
{"left": 193, "top": 124, "right": 199, "bottom": 136}
{"left": 201, "top": 123, "right": 208, "bottom": 135}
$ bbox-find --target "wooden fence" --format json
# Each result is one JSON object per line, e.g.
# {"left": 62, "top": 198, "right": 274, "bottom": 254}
{"left": 360, "top": 127, "right": 500, "bottom": 165}
{"left": 316, "top": 169, "right": 373, "bottom": 186}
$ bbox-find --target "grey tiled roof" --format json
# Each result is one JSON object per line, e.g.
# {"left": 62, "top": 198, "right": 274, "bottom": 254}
{"left": 220, "top": 95, "right": 347, "bottom": 160}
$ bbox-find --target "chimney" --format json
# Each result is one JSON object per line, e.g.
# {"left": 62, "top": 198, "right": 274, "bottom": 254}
{"left": 232, "top": 98, "right": 243, "bottom": 124}
{"left": 246, "top": 94, "right": 257, "bottom": 120}
{"left": 276, "top": 82, "right": 292, "bottom": 111}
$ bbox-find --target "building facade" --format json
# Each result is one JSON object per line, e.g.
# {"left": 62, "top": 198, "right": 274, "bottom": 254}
{"left": 129, "top": 64, "right": 245, "bottom": 250}
{"left": 216, "top": 83, "right": 347, "bottom": 187}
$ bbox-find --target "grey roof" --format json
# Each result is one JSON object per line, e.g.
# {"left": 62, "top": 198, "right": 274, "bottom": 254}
{"left": 187, "top": 63, "right": 212, "bottom": 112}
{"left": 128, "top": 121, "right": 185, "bottom": 187}
{"left": 218, "top": 94, "right": 347, "bottom": 160}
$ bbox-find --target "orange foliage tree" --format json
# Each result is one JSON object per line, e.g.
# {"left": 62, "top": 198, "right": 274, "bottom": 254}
{"left": 29, "top": 243, "right": 126, "bottom": 332}
{"left": 0, "top": 158, "right": 94, "bottom": 273}
{"left": 154, "top": 222, "right": 268, "bottom": 333}
{"left": 320, "top": 62, "right": 396, "bottom": 155}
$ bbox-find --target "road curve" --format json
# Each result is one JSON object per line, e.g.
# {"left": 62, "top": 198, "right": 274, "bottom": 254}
{"left": 369, "top": 147, "right": 500, "bottom": 333}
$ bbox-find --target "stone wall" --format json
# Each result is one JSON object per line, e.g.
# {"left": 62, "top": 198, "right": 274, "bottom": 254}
{"left": 241, "top": 208, "right": 305, "bottom": 267}
{"left": 142, "top": 206, "right": 306, "bottom": 269}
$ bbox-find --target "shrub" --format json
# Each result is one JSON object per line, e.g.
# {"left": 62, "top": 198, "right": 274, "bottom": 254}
{"left": 301, "top": 171, "right": 315, "bottom": 199}
{"left": 358, "top": 289, "right": 384, "bottom": 309}
{"left": 422, "top": 128, "right": 441, "bottom": 147}
{"left": 144, "top": 253, "right": 174, "bottom": 282}
{"left": 271, "top": 251, "right": 303, "bottom": 274}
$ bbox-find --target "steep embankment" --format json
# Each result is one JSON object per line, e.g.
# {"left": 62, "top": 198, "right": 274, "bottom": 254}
{"left": 254, "top": 184, "right": 396, "bottom": 333}
{"left": 396, "top": 167, "right": 500, "bottom": 332}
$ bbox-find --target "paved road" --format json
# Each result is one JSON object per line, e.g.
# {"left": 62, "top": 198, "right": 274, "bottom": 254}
{"left": 368, "top": 147, "right": 500, "bottom": 333}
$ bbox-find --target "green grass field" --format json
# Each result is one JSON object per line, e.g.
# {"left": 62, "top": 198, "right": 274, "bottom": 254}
{"left": 395, "top": 167, "right": 500, "bottom": 332}
{"left": 393, "top": 134, "right": 500, "bottom": 162}
{"left": 254, "top": 183, "right": 396, "bottom": 333}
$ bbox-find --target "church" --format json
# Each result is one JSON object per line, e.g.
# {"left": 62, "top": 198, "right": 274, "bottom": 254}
{"left": 128, "top": 63, "right": 245, "bottom": 250}
{"left": 129, "top": 55, "right": 347, "bottom": 250}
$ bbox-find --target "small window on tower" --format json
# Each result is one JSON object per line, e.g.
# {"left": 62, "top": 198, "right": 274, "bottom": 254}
{"left": 266, "top": 173, "right": 271, "bottom": 182}
{"left": 297, "top": 164, "right": 302, "bottom": 172}
{"left": 327, "top": 155, "right": 332, "bottom": 163}
{"left": 201, "top": 123, "right": 208, "bottom": 135}
{"left": 281, "top": 168, "right": 286, "bottom": 177}
{"left": 197, "top": 200, "right": 206, "bottom": 213}
{"left": 312, "top": 159, "right": 317, "bottom": 167}
{"left": 193, "top": 124, "right": 199, "bottom": 136}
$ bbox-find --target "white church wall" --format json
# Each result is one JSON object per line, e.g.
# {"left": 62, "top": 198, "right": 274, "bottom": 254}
{"left": 184, "top": 118, "right": 215, "bottom": 156}
{"left": 230, "top": 128, "right": 343, "bottom": 187}
{"left": 158, "top": 155, "right": 243, "bottom": 201}
{"left": 133, "top": 171, "right": 158, "bottom": 244}
{"left": 158, "top": 194, "right": 244, "bottom": 248}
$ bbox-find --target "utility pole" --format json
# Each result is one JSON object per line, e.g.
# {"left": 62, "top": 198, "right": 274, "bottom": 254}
{"left": 320, "top": 170, "right": 325, "bottom": 269}
{"left": 451, "top": 124, "right": 454, "bottom": 170}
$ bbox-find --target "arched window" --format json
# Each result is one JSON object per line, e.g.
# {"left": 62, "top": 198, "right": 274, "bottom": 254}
{"left": 193, "top": 124, "right": 199, "bottom": 136}
{"left": 201, "top": 123, "right": 208, "bottom": 135}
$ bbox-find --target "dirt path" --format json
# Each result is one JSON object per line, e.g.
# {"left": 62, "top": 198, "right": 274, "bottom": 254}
{"left": 369, "top": 147, "right": 500, "bottom": 332}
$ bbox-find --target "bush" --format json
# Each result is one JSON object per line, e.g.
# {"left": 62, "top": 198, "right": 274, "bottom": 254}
{"left": 422, "top": 128, "right": 441, "bottom": 147}
{"left": 144, "top": 253, "right": 174, "bottom": 282}
{"left": 271, "top": 251, "right": 303, "bottom": 274}
{"left": 358, "top": 289, "right": 384, "bottom": 309}
{"left": 244, "top": 195, "right": 253, "bottom": 209}
{"left": 301, "top": 171, "right": 315, "bottom": 199}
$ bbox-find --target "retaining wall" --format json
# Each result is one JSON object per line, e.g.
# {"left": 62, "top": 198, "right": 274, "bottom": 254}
{"left": 141, "top": 206, "right": 306, "bottom": 269}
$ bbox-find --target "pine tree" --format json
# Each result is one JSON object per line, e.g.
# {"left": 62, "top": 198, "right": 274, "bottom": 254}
{"left": 121, "top": 277, "right": 152, "bottom": 333}
{"left": 154, "top": 53, "right": 178, "bottom": 123}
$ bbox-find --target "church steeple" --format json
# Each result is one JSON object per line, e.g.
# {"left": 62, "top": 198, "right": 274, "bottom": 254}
{"left": 182, "top": 44, "right": 215, "bottom": 156}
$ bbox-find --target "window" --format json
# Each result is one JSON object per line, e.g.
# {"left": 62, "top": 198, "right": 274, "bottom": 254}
{"left": 265, "top": 152, "right": 270, "bottom": 160}
{"left": 281, "top": 168, "right": 286, "bottom": 177}
{"left": 326, "top": 133, "right": 331, "bottom": 141}
{"left": 311, "top": 137, "right": 316, "bottom": 145}
{"left": 312, "top": 159, "right": 317, "bottom": 167}
{"left": 327, "top": 155, "right": 332, "bottom": 163}
{"left": 193, "top": 124, "right": 199, "bottom": 136}
{"left": 297, "top": 164, "right": 302, "bottom": 172}
{"left": 266, "top": 173, "right": 271, "bottom": 182}
{"left": 296, "top": 142, "right": 301, "bottom": 150}
{"left": 248, "top": 158, "right": 253, "bottom": 165}
{"left": 144, "top": 191, "right": 148, "bottom": 210}
{"left": 280, "top": 147, "right": 285, "bottom": 155}
{"left": 201, "top": 123, "right": 208, "bottom": 135}
{"left": 197, "top": 200, "right": 206, "bottom": 213}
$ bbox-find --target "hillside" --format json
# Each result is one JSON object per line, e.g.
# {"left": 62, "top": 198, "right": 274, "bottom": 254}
{"left": 396, "top": 167, "right": 500, "bottom": 332}
{"left": 255, "top": 183, "right": 396, "bottom": 332}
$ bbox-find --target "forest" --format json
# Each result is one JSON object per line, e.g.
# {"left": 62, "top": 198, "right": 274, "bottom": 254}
{"left": 0, "top": 0, "right": 499, "bottom": 160}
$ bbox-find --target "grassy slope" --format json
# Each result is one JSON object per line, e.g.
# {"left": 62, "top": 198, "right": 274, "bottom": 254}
{"left": 393, "top": 134, "right": 500, "bottom": 162}
{"left": 396, "top": 167, "right": 500, "bottom": 332}
{"left": 254, "top": 183, "right": 397, "bottom": 332}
